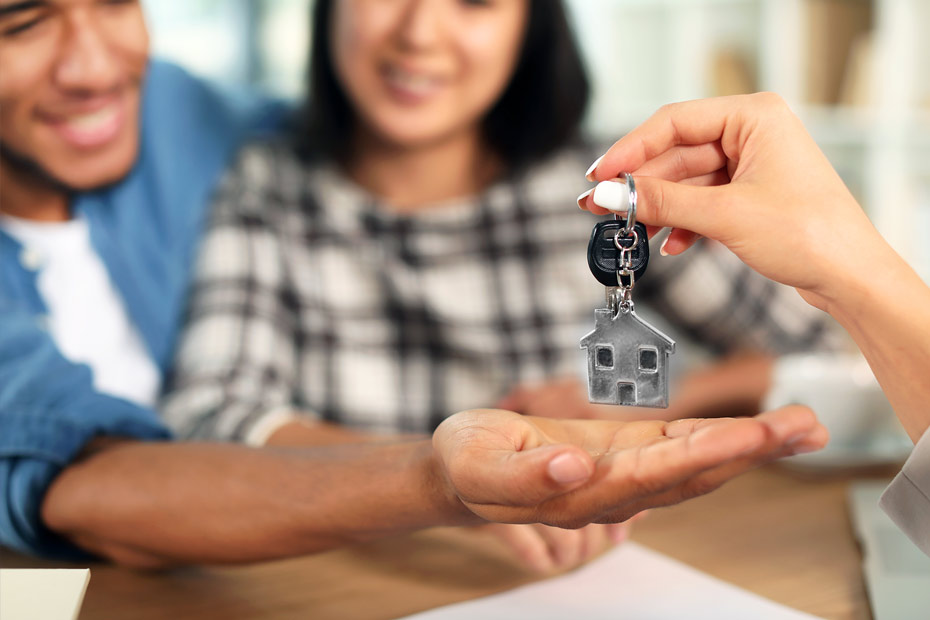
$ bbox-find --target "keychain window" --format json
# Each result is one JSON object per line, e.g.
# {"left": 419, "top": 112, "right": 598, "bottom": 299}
{"left": 639, "top": 347, "right": 658, "bottom": 372}
{"left": 596, "top": 346, "right": 614, "bottom": 369}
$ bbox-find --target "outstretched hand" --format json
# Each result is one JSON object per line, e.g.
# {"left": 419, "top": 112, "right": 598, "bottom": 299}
{"left": 433, "top": 407, "right": 826, "bottom": 527}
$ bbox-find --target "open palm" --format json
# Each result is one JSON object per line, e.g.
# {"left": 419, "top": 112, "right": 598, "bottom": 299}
{"left": 434, "top": 407, "right": 826, "bottom": 527}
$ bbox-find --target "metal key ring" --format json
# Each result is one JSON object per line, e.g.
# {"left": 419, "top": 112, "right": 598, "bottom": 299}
{"left": 613, "top": 226, "right": 639, "bottom": 254}
{"left": 623, "top": 172, "right": 637, "bottom": 233}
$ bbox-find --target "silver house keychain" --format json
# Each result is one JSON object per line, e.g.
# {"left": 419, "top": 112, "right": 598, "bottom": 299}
{"left": 580, "top": 174, "right": 676, "bottom": 408}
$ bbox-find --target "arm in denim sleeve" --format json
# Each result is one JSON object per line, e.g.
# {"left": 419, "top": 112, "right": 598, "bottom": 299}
{"left": 0, "top": 302, "right": 169, "bottom": 558}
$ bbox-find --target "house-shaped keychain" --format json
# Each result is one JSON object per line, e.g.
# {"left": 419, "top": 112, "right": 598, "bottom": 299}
{"left": 580, "top": 306, "right": 676, "bottom": 408}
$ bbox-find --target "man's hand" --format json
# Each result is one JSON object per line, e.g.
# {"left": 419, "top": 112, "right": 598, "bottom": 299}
{"left": 433, "top": 407, "right": 826, "bottom": 527}
{"left": 475, "top": 521, "right": 631, "bottom": 573}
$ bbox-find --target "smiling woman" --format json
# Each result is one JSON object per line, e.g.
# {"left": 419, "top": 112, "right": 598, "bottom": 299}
{"left": 301, "top": 0, "right": 588, "bottom": 179}
{"left": 0, "top": 0, "right": 148, "bottom": 204}
{"left": 331, "top": 0, "right": 528, "bottom": 153}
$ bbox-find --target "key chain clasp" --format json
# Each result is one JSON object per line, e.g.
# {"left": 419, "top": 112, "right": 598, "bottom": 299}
{"left": 611, "top": 173, "right": 638, "bottom": 314}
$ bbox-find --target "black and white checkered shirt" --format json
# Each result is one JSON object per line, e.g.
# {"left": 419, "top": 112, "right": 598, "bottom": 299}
{"left": 161, "top": 141, "right": 840, "bottom": 441}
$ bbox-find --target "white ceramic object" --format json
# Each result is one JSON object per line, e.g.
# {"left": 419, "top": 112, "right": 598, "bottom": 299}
{"left": 763, "top": 353, "right": 912, "bottom": 468}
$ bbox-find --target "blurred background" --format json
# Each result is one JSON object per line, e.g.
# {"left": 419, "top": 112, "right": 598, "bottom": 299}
{"left": 144, "top": 0, "right": 930, "bottom": 280}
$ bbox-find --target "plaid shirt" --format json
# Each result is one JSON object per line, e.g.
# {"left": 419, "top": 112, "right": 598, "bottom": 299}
{"left": 161, "top": 141, "right": 840, "bottom": 441}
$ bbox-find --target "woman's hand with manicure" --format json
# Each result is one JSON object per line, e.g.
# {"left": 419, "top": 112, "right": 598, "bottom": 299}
{"left": 577, "top": 93, "right": 893, "bottom": 313}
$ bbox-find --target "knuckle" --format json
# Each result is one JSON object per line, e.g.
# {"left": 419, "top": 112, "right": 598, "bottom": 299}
{"left": 630, "top": 473, "right": 662, "bottom": 497}
{"left": 628, "top": 454, "right": 663, "bottom": 496}
{"left": 753, "top": 91, "right": 789, "bottom": 115}
{"left": 548, "top": 516, "right": 587, "bottom": 530}
{"left": 657, "top": 101, "right": 677, "bottom": 116}
{"left": 643, "top": 179, "right": 669, "bottom": 224}
{"left": 683, "top": 476, "right": 723, "bottom": 499}
{"left": 596, "top": 510, "right": 634, "bottom": 525}
{"left": 673, "top": 148, "right": 689, "bottom": 178}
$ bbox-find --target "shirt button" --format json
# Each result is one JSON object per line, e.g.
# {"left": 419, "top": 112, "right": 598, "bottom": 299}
{"left": 20, "top": 247, "right": 43, "bottom": 271}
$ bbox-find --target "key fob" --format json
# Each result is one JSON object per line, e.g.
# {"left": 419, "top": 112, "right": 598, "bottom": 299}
{"left": 587, "top": 220, "right": 649, "bottom": 287}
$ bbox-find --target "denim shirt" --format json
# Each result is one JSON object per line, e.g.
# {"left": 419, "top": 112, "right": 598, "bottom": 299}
{"left": 0, "top": 60, "right": 284, "bottom": 558}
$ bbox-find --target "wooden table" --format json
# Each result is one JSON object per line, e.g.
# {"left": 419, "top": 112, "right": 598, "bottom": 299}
{"left": 3, "top": 466, "right": 894, "bottom": 620}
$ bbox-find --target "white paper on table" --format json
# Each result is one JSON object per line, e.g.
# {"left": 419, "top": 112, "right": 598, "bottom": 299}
{"left": 0, "top": 569, "right": 91, "bottom": 620}
{"left": 399, "top": 543, "right": 822, "bottom": 620}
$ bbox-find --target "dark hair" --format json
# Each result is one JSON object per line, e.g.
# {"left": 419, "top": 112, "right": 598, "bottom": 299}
{"left": 297, "top": 0, "right": 590, "bottom": 173}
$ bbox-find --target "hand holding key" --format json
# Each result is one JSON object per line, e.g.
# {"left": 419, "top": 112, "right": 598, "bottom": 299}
{"left": 577, "top": 92, "right": 930, "bottom": 453}
{"left": 578, "top": 92, "right": 895, "bottom": 314}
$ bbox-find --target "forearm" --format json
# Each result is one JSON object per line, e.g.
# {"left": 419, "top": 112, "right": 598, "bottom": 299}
{"left": 826, "top": 245, "right": 930, "bottom": 442}
{"left": 41, "top": 439, "right": 474, "bottom": 568}
{"left": 264, "top": 419, "right": 422, "bottom": 448}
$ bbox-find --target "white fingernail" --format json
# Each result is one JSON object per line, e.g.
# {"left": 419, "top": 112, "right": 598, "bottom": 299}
{"left": 585, "top": 155, "right": 604, "bottom": 181}
{"left": 592, "top": 180, "right": 631, "bottom": 213}
{"left": 659, "top": 236, "right": 670, "bottom": 257}
{"left": 576, "top": 188, "right": 594, "bottom": 207}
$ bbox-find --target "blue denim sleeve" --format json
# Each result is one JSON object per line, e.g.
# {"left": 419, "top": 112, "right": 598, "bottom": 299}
{"left": 0, "top": 302, "right": 170, "bottom": 559}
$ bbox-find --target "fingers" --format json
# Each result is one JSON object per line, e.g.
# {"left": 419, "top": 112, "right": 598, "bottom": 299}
{"left": 489, "top": 523, "right": 558, "bottom": 573}
{"left": 487, "top": 523, "right": 613, "bottom": 573}
{"left": 596, "top": 407, "right": 827, "bottom": 521}
{"left": 659, "top": 229, "right": 702, "bottom": 256}
{"left": 586, "top": 94, "right": 789, "bottom": 183}
{"left": 447, "top": 440, "right": 595, "bottom": 508}
{"left": 607, "top": 429, "right": 821, "bottom": 521}
{"left": 586, "top": 175, "right": 728, "bottom": 239}
{"left": 787, "top": 422, "right": 830, "bottom": 454}
{"left": 588, "top": 98, "right": 737, "bottom": 182}
{"left": 536, "top": 418, "right": 767, "bottom": 526}
{"left": 606, "top": 521, "right": 631, "bottom": 544}
{"left": 663, "top": 406, "right": 824, "bottom": 448}
{"left": 614, "top": 417, "right": 768, "bottom": 491}
{"left": 537, "top": 523, "right": 616, "bottom": 569}
{"left": 679, "top": 169, "right": 730, "bottom": 188}
{"left": 535, "top": 524, "right": 585, "bottom": 568}
{"left": 633, "top": 142, "right": 728, "bottom": 183}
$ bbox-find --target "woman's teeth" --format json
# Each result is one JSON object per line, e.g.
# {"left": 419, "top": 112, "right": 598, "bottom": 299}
{"left": 385, "top": 67, "right": 441, "bottom": 96}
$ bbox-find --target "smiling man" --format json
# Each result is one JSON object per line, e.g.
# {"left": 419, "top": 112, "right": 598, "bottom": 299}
{"left": 0, "top": 0, "right": 284, "bottom": 558}
{"left": 0, "top": 0, "right": 828, "bottom": 568}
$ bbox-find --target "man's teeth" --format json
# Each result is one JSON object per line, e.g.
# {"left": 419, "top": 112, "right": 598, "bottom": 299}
{"left": 64, "top": 106, "right": 118, "bottom": 131}
{"left": 386, "top": 68, "right": 440, "bottom": 95}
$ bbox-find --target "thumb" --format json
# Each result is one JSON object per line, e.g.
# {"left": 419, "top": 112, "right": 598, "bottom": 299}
{"left": 593, "top": 176, "right": 726, "bottom": 241}
{"left": 453, "top": 444, "right": 595, "bottom": 508}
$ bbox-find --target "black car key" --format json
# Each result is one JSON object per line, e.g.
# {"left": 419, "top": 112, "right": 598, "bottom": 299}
{"left": 586, "top": 219, "right": 649, "bottom": 287}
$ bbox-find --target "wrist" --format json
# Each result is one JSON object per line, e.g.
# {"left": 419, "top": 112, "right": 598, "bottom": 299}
{"left": 817, "top": 241, "right": 912, "bottom": 324}
{"left": 420, "top": 440, "right": 483, "bottom": 527}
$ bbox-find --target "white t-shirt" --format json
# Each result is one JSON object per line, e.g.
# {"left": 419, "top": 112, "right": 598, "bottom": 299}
{"left": 1, "top": 214, "right": 161, "bottom": 408}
